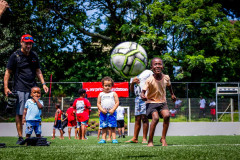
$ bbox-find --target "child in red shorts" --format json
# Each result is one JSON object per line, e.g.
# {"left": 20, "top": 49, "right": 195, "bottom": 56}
{"left": 52, "top": 103, "right": 64, "bottom": 140}
{"left": 66, "top": 103, "right": 77, "bottom": 139}
{"left": 73, "top": 89, "right": 91, "bottom": 140}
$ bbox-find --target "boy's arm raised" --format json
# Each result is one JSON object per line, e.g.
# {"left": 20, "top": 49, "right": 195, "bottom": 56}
{"left": 32, "top": 97, "right": 43, "bottom": 109}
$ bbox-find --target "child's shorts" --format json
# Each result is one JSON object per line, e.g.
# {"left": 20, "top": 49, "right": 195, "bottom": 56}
{"left": 146, "top": 103, "right": 169, "bottom": 119}
{"left": 100, "top": 112, "right": 117, "bottom": 128}
{"left": 77, "top": 120, "right": 88, "bottom": 128}
{"left": 53, "top": 120, "right": 62, "bottom": 130}
{"left": 68, "top": 120, "right": 77, "bottom": 128}
{"left": 135, "top": 97, "right": 146, "bottom": 116}
{"left": 26, "top": 120, "right": 41, "bottom": 135}
{"left": 117, "top": 120, "right": 124, "bottom": 128}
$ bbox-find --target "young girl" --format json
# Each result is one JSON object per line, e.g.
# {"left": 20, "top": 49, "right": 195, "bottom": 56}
{"left": 97, "top": 76, "right": 119, "bottom": 144}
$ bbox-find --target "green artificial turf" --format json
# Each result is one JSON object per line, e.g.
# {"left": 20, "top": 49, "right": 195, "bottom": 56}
{"left": 1, "top": 136, "right": 240, "bottom": 160}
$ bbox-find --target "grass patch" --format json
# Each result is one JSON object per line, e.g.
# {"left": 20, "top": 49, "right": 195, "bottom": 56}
{"left": 1, "top": 136, "right": 240, "bottom": 160}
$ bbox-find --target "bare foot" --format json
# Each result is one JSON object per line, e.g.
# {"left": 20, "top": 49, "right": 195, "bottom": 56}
{"left": 51, "top": 137, "right": 55, "bottom": 140}
{"left": 147, "top": 142, "right": 154, "bottom": 147}
{"left": 97, "top": 137, "right": 99, "bottom": 140}
{"left": 161, "top": 138, "right": 168, "bottom": 146}
{"left": 125, "top": 138, "right": 138, "bottom": 143}
{"left": 75, "top": 137, "right": 78, "bottom": 139}
{"left": 107, "top": 138, "right": 111, "bottom": 141}
{"left": 68, "top": 137, "right": 71, "bottom": 140}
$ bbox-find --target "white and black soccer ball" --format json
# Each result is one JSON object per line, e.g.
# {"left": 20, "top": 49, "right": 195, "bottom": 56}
{"left": 110, "top": 41, "right": 148, "bottom": 78}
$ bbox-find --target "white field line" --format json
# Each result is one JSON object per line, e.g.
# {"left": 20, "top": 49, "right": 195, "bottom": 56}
{"left": 171, "top": 144, "right": 240, "bottom": 147}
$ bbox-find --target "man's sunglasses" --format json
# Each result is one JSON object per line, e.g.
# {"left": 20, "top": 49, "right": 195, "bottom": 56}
{"left": 23, "top": 37, "right": 34, "bottom": 40}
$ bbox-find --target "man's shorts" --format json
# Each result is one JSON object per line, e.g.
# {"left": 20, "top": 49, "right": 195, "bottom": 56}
{"left": 26, "top": 120, "right": 41, "bottom": 135}
{"left": 146, "top": 103, "right": 169, "bottom": 119}
{"left": 16, "top": 91, "right": 30, "bottom": 115}
{"left": 135, "top": 97, "right": 146, "bottom": 116}
{"left": 99, "top": 112, "right": 117, "bottom": 128}
{"left": 68, "top": 120, "right": 77, "bottom": 128}
{"left": 53, "top": 120, "right": 62, "bottom": 130}
{"left": 77, "top": 120, "right": 88, "bottom": 128}
{"left": 117, "top": 120, "right": 124, "bottom": 128}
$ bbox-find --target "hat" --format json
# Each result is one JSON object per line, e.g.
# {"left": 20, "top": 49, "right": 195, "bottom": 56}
{"left": 21, "top": 34, "right": 34, "bottom": 43}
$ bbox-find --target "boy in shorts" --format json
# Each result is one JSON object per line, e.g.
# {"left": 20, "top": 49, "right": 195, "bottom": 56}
{"left": 66, "top": 103, "right": 77, "bottom": 139}
{"left": 73, "top": 89, "right": 91, "bottom": 140}
{"left": 52, "top": 103, "right": 64, "bottom": 140}
{"left": 22, "top": 87, "right": 43, "bottom": 138}
{"left": 141, "top": 57, "right": 176, "bottom": 147}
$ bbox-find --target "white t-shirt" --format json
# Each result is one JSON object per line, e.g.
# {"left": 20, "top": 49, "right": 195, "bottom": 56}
{"left": 209, "top": 101, "right": 216, "bottom": 107}
{"left": 170, "top": 109, "right": 177, "bottom": 114}
{"left": 116, "top": 106, "right": 125, "bottom": 120}
{"left": 175, "top": 99, "right": 182, "bottom": 105}
{"left": 199, "top": 99, "right": 206, "bottom": 109}
{"left": 130, "top": 70, "right": 153, "bottom": 97}
{"left": 100, "top": 91, "right": 115, "bottom": 110}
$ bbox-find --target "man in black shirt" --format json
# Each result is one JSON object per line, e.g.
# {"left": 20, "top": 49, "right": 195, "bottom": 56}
{"left": 4, "top": 34, "right": 49, "bottom": 144}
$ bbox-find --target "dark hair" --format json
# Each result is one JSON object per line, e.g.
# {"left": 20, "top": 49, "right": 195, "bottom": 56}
{"left": 150, "top": 57, "right": 163, "bottom": 66}
{"left": 101, "top": 76, "right": 114, "bottom": 86}
{"left": 70, "top": 102, "right": 73, "bottom": 106}
{"left": 55, "top": 103, "right": 61, "bottom": 108}
{"left": 78, "top": 89, "right": 86, "bottom": 96}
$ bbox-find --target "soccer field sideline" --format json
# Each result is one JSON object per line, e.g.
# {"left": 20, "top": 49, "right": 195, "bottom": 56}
{"left": 1, "top": 122, "right": 240, "bottom": 136}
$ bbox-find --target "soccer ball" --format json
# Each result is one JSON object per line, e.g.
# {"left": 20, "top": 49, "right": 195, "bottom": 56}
{"left": 110, "top": 42, "right": 148, "bottom": 78}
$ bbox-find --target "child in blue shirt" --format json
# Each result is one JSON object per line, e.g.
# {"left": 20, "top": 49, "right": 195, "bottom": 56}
{"left": 22, "top": 86, "right": 44, "bottom": 138}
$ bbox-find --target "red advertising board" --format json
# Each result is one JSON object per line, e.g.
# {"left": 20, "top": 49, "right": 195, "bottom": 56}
{"left": 82, "top": 82, "right": 129, "bottom": 98}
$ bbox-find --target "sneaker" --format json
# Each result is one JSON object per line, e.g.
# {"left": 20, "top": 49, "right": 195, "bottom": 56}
{"left": 112, "top": 139, "right": 118, "bottom": 144}
{"left": 85, "top": 136, "right": 88, "bottom": 140}
{"left": 118, "top": 135, "right": 121, "bottom": 138}
{"left": 98, "top": 139, "right": 106, "bottom": 144}
{"left": 122, "top": 135, "right": 125, "bottom": 138}
{"left": 16, "top": 137, "right": 24, "bottom": 145}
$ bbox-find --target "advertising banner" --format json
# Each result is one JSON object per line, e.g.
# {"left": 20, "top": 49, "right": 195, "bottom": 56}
{"left": 82, "top": 82, "right": 129, "bottom": 98}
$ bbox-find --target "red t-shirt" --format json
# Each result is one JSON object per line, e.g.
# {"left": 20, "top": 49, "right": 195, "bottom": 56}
{"left": 55, "top": 109, "right": 62, "bottom": 120}
{"left": 66, "top": 107, "right": 76, "bottom": 122}
{"left": 73, "top": 98, "right": 91, "bottom": 122}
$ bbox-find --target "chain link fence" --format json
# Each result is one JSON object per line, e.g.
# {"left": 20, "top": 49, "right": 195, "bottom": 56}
{"left": 0, "top": 82, "right": 239, "bottom": 122}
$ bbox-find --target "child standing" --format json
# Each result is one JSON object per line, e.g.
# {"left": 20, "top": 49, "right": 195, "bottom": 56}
{"left": 66, "top": 103, "right": 77, "bottom": 139}
{"left": 97, "top": 76, "right": 119, "bottom": 144}
{"left": 52, "top": 103, "right": 64, "bottom": 140}
{"left": 73, "top": 89, "right": 91, "bottom": 140}
{"left": 141, "top": 58, "right": 176, "bottom": 147}
{"left": 22, "top": 87, "right": 43, "bottom": 138}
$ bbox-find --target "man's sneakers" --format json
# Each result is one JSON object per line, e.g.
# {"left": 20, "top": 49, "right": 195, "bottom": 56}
{"left": 16, "top": 137, "right": 24, "bottom": 145}
{"left": 122, "top": 135, "right": 125, "bottom": 138}
{"left": 118, "top": 135, "right": 121, "bottom": 138}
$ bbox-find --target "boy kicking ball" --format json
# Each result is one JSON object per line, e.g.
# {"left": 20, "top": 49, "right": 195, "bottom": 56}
{"left": 141, "top": 58, "right": 176, "bottom": 147}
